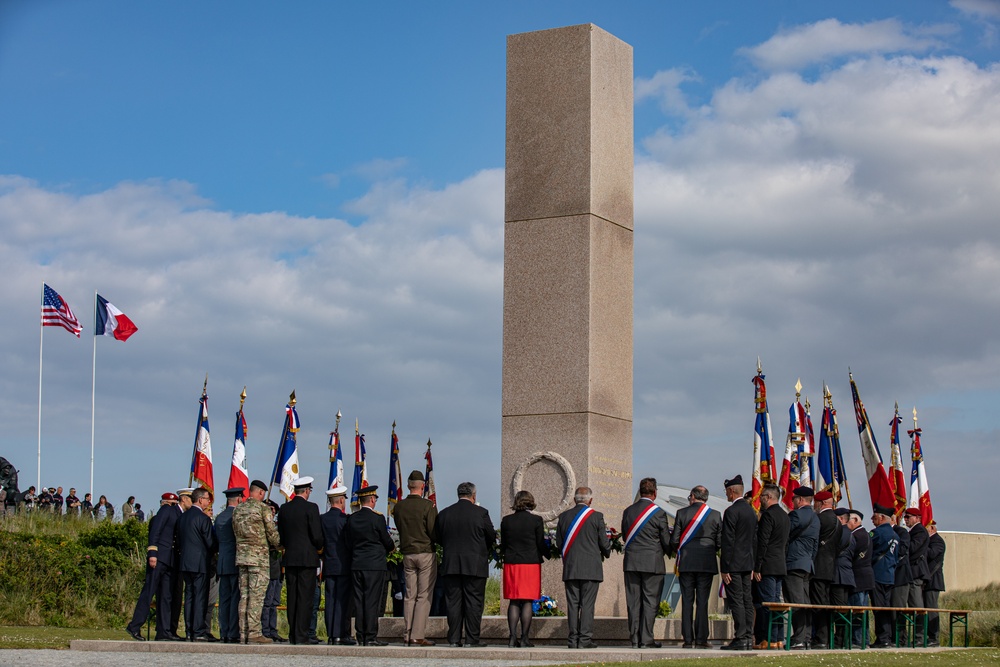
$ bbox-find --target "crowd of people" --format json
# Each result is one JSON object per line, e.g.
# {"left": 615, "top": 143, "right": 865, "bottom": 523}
{"left": 2, "top": 485, "right": 145, "bottom": 522}
{"left": 121, "top": 471, "right": 946, "bottom": 650}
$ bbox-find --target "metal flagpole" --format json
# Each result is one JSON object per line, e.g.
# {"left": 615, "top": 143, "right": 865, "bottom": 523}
{"left": 90, "top": 290, "right": 98, "bottom": 498}
{"left": 37, "top": 282, "right": 44, "bottom": 493}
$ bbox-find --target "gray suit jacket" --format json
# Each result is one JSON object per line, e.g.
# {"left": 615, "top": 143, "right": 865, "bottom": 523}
{"left": 786, "top": 505, "right": 819, "bottom": 573}
{"left": 621, "top": 498, "right": 671, "bottom": 574}
{"left": 556, "top": 503, "right": 611, "bottom": 582}
{"left": 215, "top": 505, "right": 237, "bottom": 576}
{"left": 668, "top": 502, "right": 722, "bottom": 574}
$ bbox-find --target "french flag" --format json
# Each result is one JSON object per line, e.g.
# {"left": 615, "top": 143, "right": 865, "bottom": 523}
{"left": 95, "top": 294, "right": 138, "bottom": 341}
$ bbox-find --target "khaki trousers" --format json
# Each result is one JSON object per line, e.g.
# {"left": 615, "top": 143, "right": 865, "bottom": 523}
{"left": 402, "top": 552, "right": 437, "bottom": 641}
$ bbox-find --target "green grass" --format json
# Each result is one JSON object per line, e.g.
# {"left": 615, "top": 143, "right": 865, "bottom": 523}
{"left": 533, "top": 651, "right": 1000, "bottom": 667}
{"left": 0, "top": 626, "right": 126, "bottom": 649}
{"left": 943, "top": 584, "right": 1000, "bottom": 648}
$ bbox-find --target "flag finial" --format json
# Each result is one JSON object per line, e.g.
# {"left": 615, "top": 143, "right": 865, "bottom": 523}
{"left": 912, "top": 406, "right": 918, "bottom": 429}
{"left": 795, "top": 378, "right": 802, "bottom": 400}
{"left": 757, "top": 356, "right": 762, "bottom": 374}
{"left": 239, "top": 386, "right": 247, "bottom": 410}
{"left": 202, "top": 373, "right": 208, "bottom": 398}
{"left": 289, "top": 390, "right": 296, "bottom": 407}
{"left": 426, "top": 438, "right": 432, "bottom": 448}
{"left": 336, "top": 409, "right": 342, "bottom": 421}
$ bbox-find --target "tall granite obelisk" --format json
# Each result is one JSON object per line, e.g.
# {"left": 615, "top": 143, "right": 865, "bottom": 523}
{"left": 501, "top": 24, "right": 633, "bottom": 616}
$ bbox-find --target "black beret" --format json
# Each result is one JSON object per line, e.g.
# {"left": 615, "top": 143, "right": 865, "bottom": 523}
{"left": 408, "top": 470, "right": 424, "bottom": 482}
{"left": 724, "top": 474, "right": 743, "bottom": 488}
{"left": 793, "top": 486, "right": 814, "bottom": 497}
{"left": 835, "top": 507, "right": 851, "bottom": 516}
{"left": 250, "top": 479, "right": 268, "bottom": 492}
{"left": 873, "top": 504, "right": 894, "bottom": 517}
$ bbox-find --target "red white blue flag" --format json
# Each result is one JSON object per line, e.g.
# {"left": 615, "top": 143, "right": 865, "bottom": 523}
{"left": 191, "top": 392, "right": 214, "bottom": 493}
{"left": 888, "top": 406, "right": 908, "bottom": 519}
{"left": 350, "top": 420, "right": 368, "bottom": 510}
{"left": 41, "top": 284, "right": 82, "bottom": 337}
{"left": 908, "top": 410, "right": 933, "bottom": 525}
{"left": 849, "top": 371, "right": 895, "bottom": 511}
{"left": 95, "top": 294, "right": 138, "bottom": 341}
{"left": 751, "top": 364, "right": 777, "bottom": 511}
{"left": 815, "top": 384, "right": 848, "bottom": 503}
{"left": 271, "top": 397, "right": 300, "bottom": 500}
{"left": 387, "top": 423, "right": 402, "bottom": 518}
{"left": 227, "top": 406, "right": 249, "bottom": 500}
{"left": 423, "top": 438, "right": 436, "bottom": 507}
{"left": 328, "top": 414, "right": 344, "bottom": 492}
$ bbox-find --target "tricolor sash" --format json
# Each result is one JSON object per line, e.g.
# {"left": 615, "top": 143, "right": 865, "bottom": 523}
{"left": 677, "top": 502, "right": 711, "bottom": 553}
{"left": 624, "top": 499, "right": 663, "bottom": 549}
{"left": 561, "top": 505, "right": 595, "bottom": 559}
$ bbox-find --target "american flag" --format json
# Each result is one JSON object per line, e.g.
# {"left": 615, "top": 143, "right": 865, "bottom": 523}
{"left": 41, "top": 284, "right": 82, "bottom": 337}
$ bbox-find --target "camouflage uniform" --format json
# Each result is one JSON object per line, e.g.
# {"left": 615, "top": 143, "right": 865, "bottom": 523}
{"left": 233, "top": 497, "right": 281, "bottom": 641}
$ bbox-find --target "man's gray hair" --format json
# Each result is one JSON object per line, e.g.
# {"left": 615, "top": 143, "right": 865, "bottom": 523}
{"left": 457, "top": 482, "right": 476, "bottom": 498}
{"left": 574, "top": 487, "right": 593, "bottom": 504}
{"left": 691, "top": 486, "right": 709, "bottom": 502}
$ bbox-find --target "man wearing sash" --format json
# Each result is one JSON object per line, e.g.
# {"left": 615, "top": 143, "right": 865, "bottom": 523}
{"left": 620, "top": 477, "right": 671, "bottom": 649}
{"left": 668, "top": 485, "right": 722, "bottom": 649}
{"left": 556, "top": 487, "right": 611, "bottom": 649}
{"left": 720, "top": 475, "right": 756, "bottom": 651}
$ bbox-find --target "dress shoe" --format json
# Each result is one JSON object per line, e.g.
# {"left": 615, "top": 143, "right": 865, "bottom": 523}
{"left": 448, "top": 643, "right": 463, "bottom": 648}
{"left": 791, "top": 641, "right": 810, "bottom": 650}
{"left": 248, "top": 635, "right": 273, "bottom": 644}
{"left": 580, "top": 642, "right": 598, "bottom": 649}
{"left": 369, "top": 640, "right": 388, "bottom": 646}
{"left": 508, "top": 637, "right": 518, "bottom": 648}
{"left": 466, "top": 641, "right": 489, "bottom": 648}
{"left": 632, "top": 643, "right": 640, "bottom": 649}
{"left": 682, "top": 643, "right": 694, "bottom": 649}
{"left": 869, "top": 641, "right": 890, "bottom": 649}
{"left": 308, "top": 637, "right": 321, "bottom": 645}
{"left": 809, "top": 640, "right": 828, "bottom": 650}
{"left": 641, "top": 641, "right": 663, "bottom": 649}
{"left": 339, "top": 638, "right": 357, "bottom": 646}
{"left": 520, "top": 639, "right": 534, "bottom": 648}
{"left": 126, "top": 628, "right": 145, "bottom": 642}
{"left": 413, "top": 639, "right": 435, "bottom": 647}
{"left": 695, "top": 642, "right": 711, "bottom": 649}
{"left": 272, "top": 635, "right": 288, "bottom": 643}
{"left": 193, "top": 634, "right": 219, "bottom": 642}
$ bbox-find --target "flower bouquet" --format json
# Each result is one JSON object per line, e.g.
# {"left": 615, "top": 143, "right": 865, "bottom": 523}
{"left": 542, "top": 528, "right": 562, "bottom": 560}
{"left": 606, "top": 526, "right": 624, "bottom": 555}
{"left": 489, "top": 529, "right": 504, "bottom": 570}
{"left": 532, "top": 594, "right": 563, "bottom": 617}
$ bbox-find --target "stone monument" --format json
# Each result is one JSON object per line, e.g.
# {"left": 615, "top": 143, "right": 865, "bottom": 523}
{"left": 501, "top": 23, "right": 633, "bottom": 616}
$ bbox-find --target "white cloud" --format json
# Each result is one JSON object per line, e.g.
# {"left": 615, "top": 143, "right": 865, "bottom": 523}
{"left": 953, "top": 0, "right": 1000, "bottom": 21}
{"left": 738, "top": 18, "right": 950, "bottom": 71}
{"left": 634, "top": 67, "right": 701, "bottom": 116}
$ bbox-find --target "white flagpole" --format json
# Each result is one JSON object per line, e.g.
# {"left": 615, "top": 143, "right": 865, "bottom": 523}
{"left": 37, "top": 282, "right": 44, "bottom": 492}
{"left": 90, "top": 290, "right": 98, "bottom": 498}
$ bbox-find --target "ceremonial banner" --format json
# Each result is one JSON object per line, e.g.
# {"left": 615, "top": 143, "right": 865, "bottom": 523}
{"left": 888, "top": 407, "right": 908, "bottom": 519}
{"left": 228, "top": 402, "right": 249, "bottom": 500}
{"left": 423, "top": 438, "right": 436, "bottom": 507}
{"left": 95, "top": 294, "right": 138, "bottom": 341}
{"left": 328, "top": 413, "right": 343, "bottom": 491}
{"left": 41, "top": 284, "right": 82, "bottom": 336}
{"left": 849, "top": 372, "right": 895, "bottom": 511}
{"left": 190, "top": 391, "right": 214, "bottom": 493}
{"left": 815, "top": 385, "right": 849, "bottom": 504}
{"left": 751, "top": 366, "right": 777, "bottom": 511}
{"left": 387, "top": 424, "right": 402, "bottom": 518}
{"left": 779, "top": 397, "right": 810, "bottom": 508}
{"left": 270, "top": 397, "right": 300, "bottom": 500}
{"left": 350, "top": 421, "right": 368, "bottom": 510}
{"left": 908, "top": 412, "right": 934, "bottom": 525}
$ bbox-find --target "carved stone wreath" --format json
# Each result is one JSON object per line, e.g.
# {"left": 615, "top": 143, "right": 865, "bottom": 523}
{"left": 510, "top": 450, "right": 576, "bottom": 524}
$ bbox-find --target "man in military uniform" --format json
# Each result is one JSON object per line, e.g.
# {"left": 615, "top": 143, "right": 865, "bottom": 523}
{"left": 924, "top": 521, "right": 946, "bottom": 646}
{"left": 126, "top": 493, "right": 182, "bottom": 641}
{"left": 215, "top": 487, "right": 244, "bottom": 643}
{"left": 277, "top": 476, "right": 325, "bottom": 645}
{"left": 347, "top": 485, "right": 395, "bottom": 646}
{"left": 904, "top": 507, "right": 930, "bottom": 645}
{"left": 321, "top": 485, "right": 355, "bottom": 645}
{"left": 848, "top": 509, "right": 873, "bottom": 648}
{"left": 232, "top": 479, "right": 281, "bottom": 644}
{"left": 170, "top": 487, "right": 196, "bottom": 636}
{"left": 870, "top": 505, "right": 900, "bottom": 648}
{"left": 392, "top": 470, "right": 438, "bottom": 646}
{"left": 719, "top": 475, "right": 756, "bottom": 651}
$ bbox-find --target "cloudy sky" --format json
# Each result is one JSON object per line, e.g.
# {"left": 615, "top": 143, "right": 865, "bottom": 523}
{"left": 2, "top": 1, "right": 999, "bottom": 534}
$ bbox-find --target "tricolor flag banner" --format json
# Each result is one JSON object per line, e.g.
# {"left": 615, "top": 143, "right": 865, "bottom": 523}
{"left": 387, "top": 423, "right": 402, "bottom": 518}
{"left": 41, "top": 284, "right": 82, "bottom": 337}
{"left": 350, "top": 420, "right": 368, "bottom": 510}
{"left": 908, "top": 411, "right": 934, "bottom": 525}
{"left": 779, "top": 392, "right": 810, "bottom": 509}
{"left": 328, "top": 414, "right": 344, "bottom": 491}
{"left": 849, "top": 371, "right": 895, "bottom": 511}
{"left": 95, "top": 294, "right": 138, "bottom": 341}
{"left": 751, "top": 366, "right": 777, "bottom": 511}
{"left": 227, "top": 407, "right": 249, "bottom": 500}
{"left": 815, "top": 385, "right": 848, "bottom": 504}
{"left": 190, "top": 392, "right": 214, "bottom": 493}
{"left": 888, "top": 406, "right": 908, "bottom": 519}
{"left": 423, "top": 438, "right": 436, "bottom": 507}
{"left": 270, "top": 397, "right": 300, "bottom": 501}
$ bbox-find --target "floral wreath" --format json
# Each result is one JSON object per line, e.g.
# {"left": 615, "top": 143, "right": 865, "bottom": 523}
{"left": 510, "top": 451, "right": 576, "bottom": 524}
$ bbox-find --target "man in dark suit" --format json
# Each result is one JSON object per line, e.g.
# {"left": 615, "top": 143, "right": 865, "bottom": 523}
{"left": 848, "top": 509, "right": 874, "bottom": 648}
{"left": 785, "top": 486, "right": 819, "bottom": 649}
{"left": 177, "top": 487, "right": 219, "bottom": 641}
{"left": 890, "top": 512, "right": 912, "bottom": 646}
{"left": 346, "top": 485, "right": 395, "bottom": 646}
{"left": 668, "top": 485, "right": 722, "bottom": 649}
{"left": 904, "top": 507, "right": 930, "bottom": 644}
{"left": 621, "top": 477, "right": 671, "bottom": 649}
{"left": 214, "top": 487, "right": 243, "bottom": 643}
{"left": 556, "top": 486, "right": 611, "bottom": 650}
{"left": 870, "top": 505, "right": 900, "bottom": 648}
{"left": 753, "top": 483, "right": 789, "bottom": 648}
{"left": 810, "top": 490, "right": 839, "bottom": 648}
{"left": 924, "top": 522, "right": 946, "bottom": 646}
{"left": 170, "top": 487, "right": 196, "bottom": 637}
{"left": 126, "top": 493, "right": 182, "bottom": 641}
{"left": 719, "top": 475, "right": 756, "bottom": 651}
{"left": 434, "top": 481, "right": 495, "bottom": 648}
{"left": 831, "top": 507, "right": 855, "bottom": 648}
{"left": 277, "top": 476, "right": 324, "bottom": 645}
{"left": 321, "top": 484, "right": 355, "bottom": 645}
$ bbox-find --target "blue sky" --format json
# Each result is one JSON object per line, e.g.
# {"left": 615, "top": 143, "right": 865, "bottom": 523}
{"left": 2, "top": 1, "right": 1000, "bottom": 534}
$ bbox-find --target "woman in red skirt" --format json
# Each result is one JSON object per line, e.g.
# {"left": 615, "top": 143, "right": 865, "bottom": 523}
{"left": 500, "top": 490, "right": 547, "bottom": 647}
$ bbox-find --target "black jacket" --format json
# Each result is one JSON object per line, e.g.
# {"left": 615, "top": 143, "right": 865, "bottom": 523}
{"left": 893, "top": 524, "right": 912, "bottom": 586}
{"left": 215, "top": 506, "right": 238, "bottom": 576}
{"left": 148, "top": 504, "right": 180, "bottom": 567}
{"left": 621, "top": 498, "right": 672, "bottom": 574}
{"left": 435, "top": 499, "right": 495, "bottom": 578}
{"left": 925, "top": 532, "right": 946, "bottom": 592}
{"left": 812, "top": 508, "right": 840, "bottom": 582}
{"left": 909, "top": 521, "right": 930, "bottom": 581}
{"left": 346, "top": 506, "right": 394, "bottom": 571}
{"left": 851, "top": 526, "right": 874, "bottom": 593}
{"left": 500, "top": 510, "right": 545, "bottom": 565}
{"left": 556, "top": 504, "right": 611, "bottom": 581}
{"left": 320, "top": 507, "right": 351, "bottom": 576}
{"left": 177, "top": 506, "right": 218, "bottom": 574}
{"left": 833, "top": 523, "right": 855, "bottom": 588}
{"left": 720, "top": 498, "right": 756, "bottom": 574}
{"left": 754, "top": 503, "right": 789, "bottom": 576}
{"left": 668, "top": 502, "right": 722, "bottom": 574}
{"left": 277, "top": 496, "right": 324, "bottom": 568}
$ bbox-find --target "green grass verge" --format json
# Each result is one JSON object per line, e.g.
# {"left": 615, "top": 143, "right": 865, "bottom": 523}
{"left": 0, "top": 626, "right": 126, "bottom": 649}
{"left": 523, "top": 650, "right": 1000, "bottom": 667}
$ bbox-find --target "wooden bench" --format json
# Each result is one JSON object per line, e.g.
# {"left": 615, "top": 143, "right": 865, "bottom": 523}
{"left": 762, "top": 601, "right": 970, "bottom": 651}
